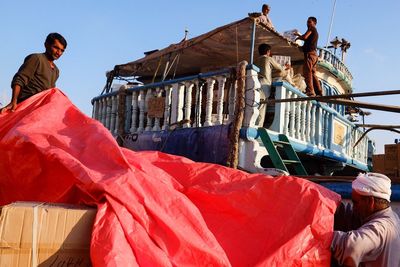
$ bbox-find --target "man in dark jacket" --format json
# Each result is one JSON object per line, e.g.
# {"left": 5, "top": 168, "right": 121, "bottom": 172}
{"left": 1, "top": 32, "right": 67, "bottom": 113}
{"left": 295, "top": 17, "right": 323, "bottom": 96}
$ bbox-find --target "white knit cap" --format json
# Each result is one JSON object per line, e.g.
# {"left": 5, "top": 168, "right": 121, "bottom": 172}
{"left": 352, "top": 172, "right": 392, "bottom": 202}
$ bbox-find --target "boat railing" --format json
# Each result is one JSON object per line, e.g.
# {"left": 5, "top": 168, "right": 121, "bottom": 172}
{"left": 91, "top": 68, "right": 236, "bottom": 135}
{"left": 269, "top": 81, "right": 369, "bottom": 164}
{"left": 91, "top": 64, "right": 368, "bottom": 166}
{"left": 317, "top": 48, "right": 353, "bottom": 83}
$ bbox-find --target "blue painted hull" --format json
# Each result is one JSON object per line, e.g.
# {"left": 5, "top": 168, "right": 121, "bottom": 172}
{"left": 123, "top": 124, "right": 231, "bottom": 165}
{"left": 320, "top": 182, "right": 400, "bottom": 201}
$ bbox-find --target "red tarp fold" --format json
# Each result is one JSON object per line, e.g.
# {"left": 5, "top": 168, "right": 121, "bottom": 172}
{"left": 0, "top": 89, "right": 340, "bottom": 266}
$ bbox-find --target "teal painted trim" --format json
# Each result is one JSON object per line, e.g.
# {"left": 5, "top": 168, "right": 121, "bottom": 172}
{"left": 317, "top": 61, "right": 352, "bottom": 91}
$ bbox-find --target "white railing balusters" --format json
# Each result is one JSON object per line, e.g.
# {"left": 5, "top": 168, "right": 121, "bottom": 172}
{"left": 92, "top": 67, "right": 369, "bottom": 169}
{"left": 153, "top": 88, "right": 162, "bottom": 131}
{"left": 162, "top": 86, "right": 172, "bottom": 130}
{"left": 171, "top": 83, "right": 185, "bottom": 125}
{"left": 138, "top": 90, "right": 145, "bottom": 133}
{"left": 101, "top": 98, "right": 107, "bottom": 126}
{"left": 310, "top": 105, "right": 316, "bottom": 144}
{"left": 130, "top": 91, "right": 138, "bottom": 133}
{"left": 216, "top": 76, "right": 227, "bottom": 125}
{"left": 289, "top": 95, "right": 296, "bottom": 139}
{"left": 300, "top": 100, "right": 306, "bottom": 141}
{"left": 105, "top": 96, "right": 112, "bottom": 130}
{"left": 125, "top": 93, "right": 132, "bottom": 133}
{"left": 316, "top": 106, "right": 323, "bottom": 147}
{"left": 283, "top": 90, "right": 291, "bottom": 135}
{"left": 183, "top": 82, "right": 194, "bottom": 128}
{"left": 295, "top": 96, "right": 301, "bottom": 140}
{"left": 93, "top": 100, "right": 99, "bottom": 120}
{"left": 145, "top": 89, "right": 153, "bottom": 131}
{"left": 317, "top": 48, "right": 353, "bottom": 83}
{"left": 194, "top": 80, "right": 203, "bottom": 127}
{"left": 267, "top": 82, "right": 369, "bottom": 165}
{"left": 305, "top": 101, "right": 312, "bottom": 143}
{"left": 319, "top": 109, "right": 324, "bottom": 147}
{"left": 110, "top": 95, "right": 117, "bottom": 133}
{"left": 114, "top": 95, "right": 119, "bottom": 135}
{"left": 96, "top": 100, "right": 101, "bottom": 122}
{"left": 204, "top": 78, "right": 215, "bottom": 127}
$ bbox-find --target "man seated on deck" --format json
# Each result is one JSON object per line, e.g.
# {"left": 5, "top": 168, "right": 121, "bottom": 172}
{"left": 0, "top": 33, "right": 67, "bottom": 113}
{"left": 255, "top": 43, "right": 288, "bottom": 127}
{"left": 331, "top": 172, "right": 400, "bottom": 267}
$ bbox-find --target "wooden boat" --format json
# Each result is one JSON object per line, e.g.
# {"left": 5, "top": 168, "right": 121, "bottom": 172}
{"left": 91, "top": 15, "right": 372, "bottom": 177}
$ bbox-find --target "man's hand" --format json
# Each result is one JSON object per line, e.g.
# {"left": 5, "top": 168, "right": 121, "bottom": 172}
{"left": 293, "top": 30, "right": 301, "bottom": 37}
{"left": 0, "top": 102, "right": 17, "bottom": 114}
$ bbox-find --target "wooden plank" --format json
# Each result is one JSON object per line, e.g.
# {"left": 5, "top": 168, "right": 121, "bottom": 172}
{"left": 295, "top": 175, "right": 400, "bottom": 184}
{"left": 266, "top": 89, "right": 400, "bottom": 103}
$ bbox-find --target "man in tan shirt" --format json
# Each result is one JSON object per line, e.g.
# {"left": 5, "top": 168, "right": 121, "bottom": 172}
{"left": 1, "top": 32, "right": 67, "bottom": 113}
{"left": 331, "top": 173, "right": 400, "bottom": 267}
{"left": 256, "top": 43, "right": 288, "bottom": 127}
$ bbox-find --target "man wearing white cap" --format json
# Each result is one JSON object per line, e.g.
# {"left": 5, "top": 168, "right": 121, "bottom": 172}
{"left": 331, "top": 172, "right": 400, "bottom": 267}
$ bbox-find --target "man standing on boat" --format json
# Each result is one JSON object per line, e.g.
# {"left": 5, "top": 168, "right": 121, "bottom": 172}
{"left": 260, "top": 4, "right": 275, "bottom": 30}
{"left": 295, "top": 17, "right": 323, "bottom": 97}
{"left": 256, "top": 43, "right": 288, "bottom": 127}
{"left": 331, "top": 173, "right": 400, "bottom": 266}
{"left": 0, "top": 33, "right": 67, "bottom": 113}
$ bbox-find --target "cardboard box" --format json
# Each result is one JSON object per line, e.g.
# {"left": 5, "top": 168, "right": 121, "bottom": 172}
{"left": 0, "top": 202, "right": 96, "bottom": 267}
{"left": 372, "top": 154, "right": 385, "bottom": 173}
{"left": 384, "top": 144, "right": 400, "bottom": 171}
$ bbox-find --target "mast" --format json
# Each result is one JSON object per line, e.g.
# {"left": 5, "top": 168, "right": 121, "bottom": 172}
{"left": 326, "top": 0, "right": 338, "bottom": 48}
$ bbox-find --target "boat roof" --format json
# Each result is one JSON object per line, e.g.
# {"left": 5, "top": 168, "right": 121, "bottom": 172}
{"left": 112, "top": 16, "right": 304, "bottom": 79}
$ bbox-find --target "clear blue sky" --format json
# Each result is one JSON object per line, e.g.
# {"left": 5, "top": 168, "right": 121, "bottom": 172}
{"left": 1, "top": 0, "right": 399, "bottom": 154}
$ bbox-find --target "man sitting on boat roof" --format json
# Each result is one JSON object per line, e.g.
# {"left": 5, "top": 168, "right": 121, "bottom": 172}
{"left": 256, "top": 43, "right": 288, "bottom": 127}
{"left": 259, "top": 4, "right": 275, "bottom": 30}
{"left": 331, "top": 172, "right": 400, "bottom": 267}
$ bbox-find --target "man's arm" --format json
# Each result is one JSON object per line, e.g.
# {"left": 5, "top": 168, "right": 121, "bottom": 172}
{"left": 1, "top": 85, "right": 21, "bottom": 113}
{"left": 270, "top": 58, "right": 287, "bottom": 77}
{"left": 331, "top": 223, "right": 385, "bottom": 266}
{"left": 295, "top": 29, "right": 312, "bottom": 41}
{"left": 1, "top": 54, "right": 39, "bottom": 113}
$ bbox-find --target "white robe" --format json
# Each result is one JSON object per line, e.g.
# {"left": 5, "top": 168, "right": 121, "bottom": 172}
{"left": 331, "top": 207, "right": 400, "bottom": 267}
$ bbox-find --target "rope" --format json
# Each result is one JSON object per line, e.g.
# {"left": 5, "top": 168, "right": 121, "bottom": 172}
{"left": 227, "top": 61, "right": 247, "bottom": 169}
{"left": 152, "top": 55, "right": 163, "bottom": 83}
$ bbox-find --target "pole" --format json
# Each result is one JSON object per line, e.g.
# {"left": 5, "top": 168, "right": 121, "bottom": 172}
{"left": 264, "top": 89, "right": 400, "bottom": 104}
{"left": 326, "top": 0, "right": 338, "bottom": 48}
{"left": 249, "top": 19, "right": 257, "bottom": 65}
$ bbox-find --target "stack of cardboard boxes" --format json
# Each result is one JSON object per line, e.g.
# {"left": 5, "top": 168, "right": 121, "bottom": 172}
{"left": 372, "top": 143, "right": 400, "bottom": 179}
{"left": 0, "top": 202, "right": 96, "bottom": 267}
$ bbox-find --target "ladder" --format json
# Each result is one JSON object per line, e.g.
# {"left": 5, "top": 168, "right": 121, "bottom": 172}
{"left": 257, "top": 128, "right": 307, "bottom": 175}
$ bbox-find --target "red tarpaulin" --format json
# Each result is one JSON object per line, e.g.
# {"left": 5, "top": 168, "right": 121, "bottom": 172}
{"left": 0, "top": 89, "right": 340, "bottom": 266}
